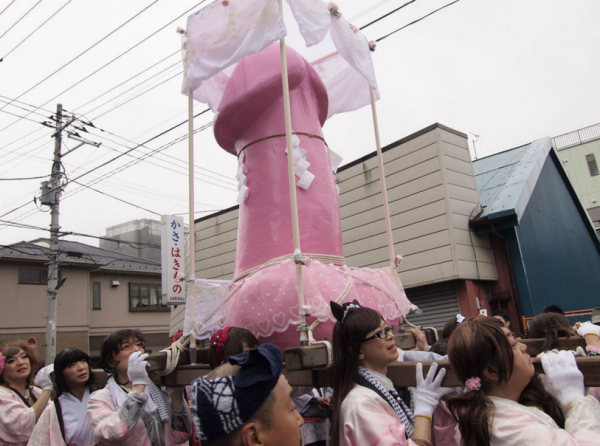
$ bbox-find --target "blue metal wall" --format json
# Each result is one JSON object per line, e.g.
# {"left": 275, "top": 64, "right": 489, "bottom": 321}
{"left": 511, "top": 154, "right": 600, "bottom": 316}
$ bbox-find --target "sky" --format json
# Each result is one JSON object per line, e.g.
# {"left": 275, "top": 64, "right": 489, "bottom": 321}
{"left": 1, "top": 0, "right": 599, "bottom": 247}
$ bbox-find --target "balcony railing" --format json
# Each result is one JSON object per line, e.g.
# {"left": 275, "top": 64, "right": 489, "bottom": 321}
{"left": 554, "top": 123, "right": 600, "bottom": 150}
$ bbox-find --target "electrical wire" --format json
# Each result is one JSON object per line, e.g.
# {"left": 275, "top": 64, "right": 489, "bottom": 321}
{"left": 0, "top": 0, "right": 73, "bottom": 62}
{"left": 70, "top": 180, "right": 162, "bottom": 215}
{"left": 92, "top": 70, "right": 183, "bottom": 120}
{"left": 0, "top": 0, "right": 207, "bottom": 135}
{"left": 0, "top": 108, "right": 45, "bottom": 124}
{"left": 73, "top": 50, "right": 180, "bottom": 113}
{"left": 0, "top": 174, "right": 49, "bottom": 181}
{"left": 82, "top": 60, "right": 182, "bottom": 117}
{"left": 0, "top": 1, "right": 16, "bottom": 17}
{"left": 0, "top": 0, "right": 160, "bottom": 116}
{"left": 375, "top": 0, "right": 461, "bottom": 42}
{"left": 0, "top": 0, "right": 43, "bottom": 41}
{"left": 360, "top": 0, "right": 418, "bottom": 30}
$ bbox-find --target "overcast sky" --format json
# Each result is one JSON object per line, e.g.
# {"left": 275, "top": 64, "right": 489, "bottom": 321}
{"left": 1, "top": 0, "right": 599, "bottom": 247}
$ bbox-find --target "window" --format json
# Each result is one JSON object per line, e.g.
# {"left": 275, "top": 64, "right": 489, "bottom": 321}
{"left": 19, "top": 268, "right": 47, "bottom": 284}
{"left": 129, "top": 283, "right": 167, "bottom": 312}
{"left": 587, "top": 154, "right": 599, "bottom": 176}
{"left": 93, "top": 282, "right": 101, "bottom": 310}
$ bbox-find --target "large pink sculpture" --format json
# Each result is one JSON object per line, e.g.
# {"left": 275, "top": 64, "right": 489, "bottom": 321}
{"left": 209, "top": 44, "right": 412, "bottom": 350}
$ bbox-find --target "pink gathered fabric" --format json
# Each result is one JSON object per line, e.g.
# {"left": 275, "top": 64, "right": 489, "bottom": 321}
{"left": 488, "top": 395, "right": 600, "bottom": 445}
{"left": 87, "top": 388, "right": 191, "bottom": 446}
{"left": 339, "top": 385, "right": 421, "bottom": 446}
{"left": 0, "top": 386, "right": 45, "bottom": 446}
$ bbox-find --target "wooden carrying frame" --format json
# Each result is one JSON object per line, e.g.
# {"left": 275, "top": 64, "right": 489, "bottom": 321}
{"left": 89, "top": 335, "right": 600, "bottom": 387}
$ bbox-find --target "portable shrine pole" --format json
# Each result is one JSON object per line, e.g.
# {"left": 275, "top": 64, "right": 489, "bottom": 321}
{"left": 370, "top": 86, "right": 395, "bottom": 266}
{"left": 278, "top": 0, "right": 308, "bottom": 345}
{"left": 187, "top": 86, "right": 197, "bottom": 363}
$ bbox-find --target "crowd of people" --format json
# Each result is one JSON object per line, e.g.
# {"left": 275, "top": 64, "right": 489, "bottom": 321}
{"left": 1, "top": 303, "right": 600, "bottom": 446}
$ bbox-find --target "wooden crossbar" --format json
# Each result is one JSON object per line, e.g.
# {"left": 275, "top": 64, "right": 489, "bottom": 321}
{"left": 87, "top": 335, "right": 598, "bottom": 388}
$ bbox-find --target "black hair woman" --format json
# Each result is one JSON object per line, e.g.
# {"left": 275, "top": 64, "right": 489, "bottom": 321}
{"left": 28, "top": 348, "right": 95, "bottom": 445}
{"left": 330, "top": 300, "right": 451, "bottom": 446}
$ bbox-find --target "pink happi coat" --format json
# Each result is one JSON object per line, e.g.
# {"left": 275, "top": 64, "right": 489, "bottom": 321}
{"left": 487, "top": 395, "right": 600, "bottom": 445}
{"left": 87, "top": 388, "right": 191, "bottom": 446}
{"left": 339, "top": 385, "right": 420, "bottom": 446}
{"left": 0, "top": 386, "right": 47, "bottom": 446}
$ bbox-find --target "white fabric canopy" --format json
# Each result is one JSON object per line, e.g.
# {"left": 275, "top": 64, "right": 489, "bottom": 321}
{"left": 181, "top": 0, "right": 379, "bottom": 118}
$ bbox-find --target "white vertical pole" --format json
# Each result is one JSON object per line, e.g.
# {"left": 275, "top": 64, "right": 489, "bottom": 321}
{"left": 188, "top": 87, "right": 197, "bottom": 364}
{"left": 370, "top": 87, "right": 395, "bottom": 266}
{"left": 278, "top": 0, "right": 307, "bottom": 345}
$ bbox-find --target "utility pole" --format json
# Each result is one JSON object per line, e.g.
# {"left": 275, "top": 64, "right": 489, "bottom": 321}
{"left": 45, "top": 103, "right": 63, "bottom": 365}
{"left": 42, "top": 104, "right": 101, "bottom": 364}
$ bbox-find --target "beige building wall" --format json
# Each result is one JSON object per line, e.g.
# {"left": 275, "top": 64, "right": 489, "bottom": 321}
{"left": 89, "top": 272, "right": 170, "bottom": 355}
{"left": 170, "top": 124, "right": 498, "bottom": 332}
{"left": 557, "top": 137, "right": 600, "bottom": 228}
{"left": 1, "top": 260, "right": 169, "bottom": 357}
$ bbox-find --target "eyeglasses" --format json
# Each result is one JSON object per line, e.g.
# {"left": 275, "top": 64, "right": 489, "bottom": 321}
{"left": 361, "top": 325, "right": 396, "bottom": 343}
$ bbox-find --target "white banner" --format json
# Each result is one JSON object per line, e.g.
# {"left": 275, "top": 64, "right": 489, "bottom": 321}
{"left": 161, "top": 215, "right": 187, "bottom": 305}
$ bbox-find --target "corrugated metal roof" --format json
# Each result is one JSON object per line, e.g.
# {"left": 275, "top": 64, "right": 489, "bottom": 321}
{"left": 473, "top": 137, "right": 553, "bottom": 222}
{"left": 0, "top": 238, "right": 161, "bottom": 273}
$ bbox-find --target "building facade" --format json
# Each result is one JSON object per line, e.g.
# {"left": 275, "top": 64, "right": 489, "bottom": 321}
{"left": 100, "top": 219, "right": 162, "bottom": 262}
{"left": 554, "top": 122, "right": 600, "bottom": 233}
{"left": 0, "top": 239, "right": 170, "bottom": 360}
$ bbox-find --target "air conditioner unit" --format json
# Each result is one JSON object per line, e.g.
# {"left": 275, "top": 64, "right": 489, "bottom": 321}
{"left": 111, "top": 280, "right": 120, "bottom": 287}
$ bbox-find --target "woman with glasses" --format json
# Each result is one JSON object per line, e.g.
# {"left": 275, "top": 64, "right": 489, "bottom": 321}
{"left": 87, "top": 329, "right": 192, "bottom": 446}
{"left": 330, "top": 300, "right": 451, "bottom": 446}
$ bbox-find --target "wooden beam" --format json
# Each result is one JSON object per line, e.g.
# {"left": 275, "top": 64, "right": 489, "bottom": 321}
{"left": 92, "top": 356, "right": 600, "bottom": 388}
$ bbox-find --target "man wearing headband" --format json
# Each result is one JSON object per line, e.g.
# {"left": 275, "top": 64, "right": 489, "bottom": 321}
{"left": 192, "top": 343, "right": 304, "bottom": 446}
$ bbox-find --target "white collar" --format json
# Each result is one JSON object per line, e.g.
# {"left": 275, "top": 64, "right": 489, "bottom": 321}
{"left": 367, "top": 369, "right": 394, "bottom": 392}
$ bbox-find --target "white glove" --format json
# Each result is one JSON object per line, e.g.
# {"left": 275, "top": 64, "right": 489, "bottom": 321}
{"left": 127, "top": 352, "right": 150, "bottom": 386}
{"left": 34, "top": 364, "right": 54, "bottom": 391}
{"left": 577, "top": 322, "right": 600, "bottom": 337}
{"left": 540, "top": 350, "right": 584, "bottom": 407}
{"left": 410, "top": 362, "right": 452, "bottom": 418}
{"left": 571, "top": 346, "right": 587, "bottom": 357}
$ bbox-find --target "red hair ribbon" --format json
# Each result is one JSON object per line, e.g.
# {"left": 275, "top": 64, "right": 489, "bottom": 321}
{"left": 211, "top": 327, "right": 233, "bottom": 363}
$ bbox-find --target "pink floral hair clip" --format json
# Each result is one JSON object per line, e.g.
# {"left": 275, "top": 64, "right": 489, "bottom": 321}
{"left": 465, "top": 377, "right": 481, "bottom": 391}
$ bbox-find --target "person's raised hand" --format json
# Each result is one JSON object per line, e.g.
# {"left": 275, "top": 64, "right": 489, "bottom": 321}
{"left": 407, "top": 328, "right": 429, "bottom": 351}
{"left": 127, "top": 351, "right": 150, "bottom": 386}
{"left": 34, "top": 364, "right": 54, "bottom": 391}
{"left": 540, "top": 350, "right": 584, "bottom": 407}
{"left": 411, "top": 362, "right": 452, "bottom": 418}
{"left": 317, "top": 396, "right": 331, "bottom": 407}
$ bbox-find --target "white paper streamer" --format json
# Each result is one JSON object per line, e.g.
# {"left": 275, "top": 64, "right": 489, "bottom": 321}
{"left": 284, "top": 132, "right": 314, "bottom": 190}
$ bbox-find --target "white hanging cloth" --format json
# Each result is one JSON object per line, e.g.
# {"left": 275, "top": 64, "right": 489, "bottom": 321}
{"left": 180, "top": 0, "right": 380, "bottom": 118}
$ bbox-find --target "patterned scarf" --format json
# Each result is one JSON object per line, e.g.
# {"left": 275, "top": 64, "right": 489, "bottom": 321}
{"left": 358, "top": 366, "right": 414, "bottom": 438}
{"left": 107, "top": 376, "right": 170, "bottom": 423}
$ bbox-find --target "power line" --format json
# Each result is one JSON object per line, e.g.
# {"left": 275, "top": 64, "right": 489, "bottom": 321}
{"left": 0, "top": 174, "right": 49, "bottom": 181}
{"left": 0, "top": 0, "right": 73, "bottom": 62}
{"left": 376, "top": 0, "right": 461, "bottom": 42}
{"left": 350, "top": 0, "right": 395, "bottom": 22}
{"left": 0, "top": 96, "right": 51, "bottom": 118}
{"left": 0, "top": 1, "right": 16, "bottom": 17}
{"left": 0, "top": 1, "right": 160, "bottom": 119}
{"left": 73, "top": 50, "right": 180, "bottom": 113}
{"left": 70, "top": 180, "right": 161, "bottom": 215}
{"left": 0, "top": 0, "right": 207, "bottom": 135}
{"left": 360, "top": 0, "right": 418, "bottom": 30}
{"left": 0, "top": 0, "right": 43, "bottom": 41}
{"left": 92, "top": 70, "right": 183, "bottom": 120}
{"left": 0, "top": 107, "right": 44, "bottom": 124}
{"left": 85, "top": 125, "right": 237, "bottom": 185}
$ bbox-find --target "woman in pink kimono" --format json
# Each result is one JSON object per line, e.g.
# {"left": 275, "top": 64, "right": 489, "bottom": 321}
{"left": 28, "top": 348, "right": 95, "bottom": 445}
{"left": 87, "top": 329, "right": 192, "bottom": 446}
{"left": 447, "top": 316, "right": 600, "bottom": 446}
{"left": 330, "top": 300, "right": 452, "bottom": 446}
{"left": 0, "top": 340, "right": 52, "bottom": 445}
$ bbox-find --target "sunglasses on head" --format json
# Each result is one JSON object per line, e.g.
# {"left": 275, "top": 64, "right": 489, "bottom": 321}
{"left": 361, "top": 325, "right": 396, "bottom": 343}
